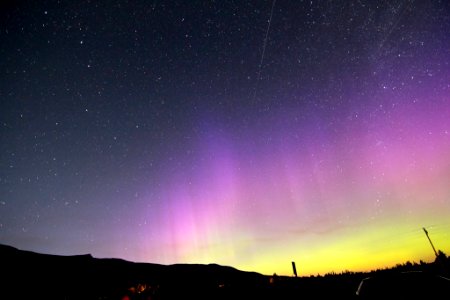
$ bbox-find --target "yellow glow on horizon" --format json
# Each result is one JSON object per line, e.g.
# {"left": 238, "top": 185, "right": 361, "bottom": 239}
{"left": 231, "top": 216, "right": 450, "bottom": 276}
{"left": 147, "top": 190, "right": 450, "bottom": 276}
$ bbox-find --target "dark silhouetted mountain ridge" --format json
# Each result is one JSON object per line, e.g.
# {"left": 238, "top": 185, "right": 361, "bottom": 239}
{"left": 0, "top": 243, "right": 266, "bottom": 299}
{"left": 2, "top": 243, "right": 449, "bottom": 299}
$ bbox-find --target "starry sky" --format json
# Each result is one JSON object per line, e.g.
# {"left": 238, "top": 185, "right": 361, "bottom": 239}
{"left": 1, "top": 0, "right": 449, "bottom": 276}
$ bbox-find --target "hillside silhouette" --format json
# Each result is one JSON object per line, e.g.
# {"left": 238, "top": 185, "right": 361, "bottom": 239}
{"left": 1, "top": 244, "right": 449, "bottom": 299}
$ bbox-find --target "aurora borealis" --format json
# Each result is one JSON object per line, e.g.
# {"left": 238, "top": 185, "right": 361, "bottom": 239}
{"left": 1, "top": 1, "right": 449, "bottom": 276}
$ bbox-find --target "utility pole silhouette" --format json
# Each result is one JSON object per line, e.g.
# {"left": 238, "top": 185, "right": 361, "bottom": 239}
{"left": 422, "top": 227, "right": 438, "bottom": 258}
{"left": 292, "top": 261, "right": 298, "bottom": 277}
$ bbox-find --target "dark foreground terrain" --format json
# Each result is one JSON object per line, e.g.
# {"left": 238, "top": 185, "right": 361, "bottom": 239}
{"left": 1, "top": 244, "right": 449, "bottom": 299}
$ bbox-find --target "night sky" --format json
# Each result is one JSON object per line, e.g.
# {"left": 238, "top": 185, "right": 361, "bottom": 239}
{"left": 1, "top": 0, "right": 449, "bottom": 276}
